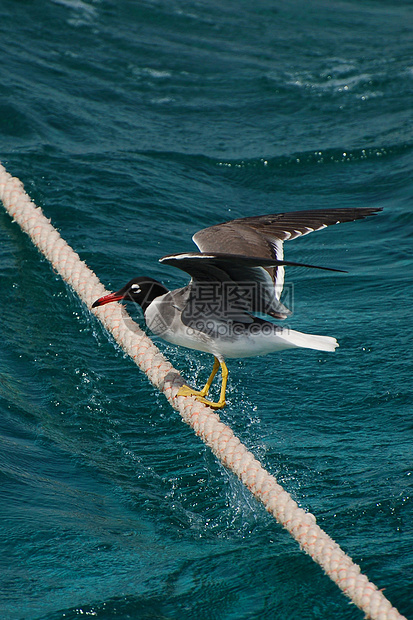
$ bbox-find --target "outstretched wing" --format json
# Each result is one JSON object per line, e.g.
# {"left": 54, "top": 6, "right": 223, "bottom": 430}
{"left": 192, "top": 207, "right": 381, "bottom": 300}
{"left": 159, "top": 252, "right": 345, "bottom": 320}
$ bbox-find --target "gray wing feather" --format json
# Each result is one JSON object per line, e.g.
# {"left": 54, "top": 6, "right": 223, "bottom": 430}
{"left": 192, "top": 207, "right": 381, "bottom": 298}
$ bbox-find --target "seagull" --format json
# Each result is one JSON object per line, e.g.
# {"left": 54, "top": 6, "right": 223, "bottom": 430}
{"left": 92, "top": 207, "right": 381, "bottom": 408}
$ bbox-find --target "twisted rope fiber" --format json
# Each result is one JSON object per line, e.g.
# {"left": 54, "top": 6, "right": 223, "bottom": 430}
{"left": 0, "top": 163, "right": 406, "bottom": 620}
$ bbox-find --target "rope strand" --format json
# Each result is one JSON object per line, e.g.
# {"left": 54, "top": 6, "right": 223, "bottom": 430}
{"left": 0, "top": 163, "right": 406, "bottom": 620}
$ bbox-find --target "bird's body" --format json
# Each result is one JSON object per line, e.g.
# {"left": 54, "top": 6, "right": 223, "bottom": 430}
{"left": 144, "top": 287, "right": 338, "bottom": 359}
{"left": 93, "top": 207, "right": 381, "bottom": 408}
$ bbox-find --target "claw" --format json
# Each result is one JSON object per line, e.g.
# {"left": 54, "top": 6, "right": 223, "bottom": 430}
{"left": 177, "top": 385, "right": 207, "bottom": 398}
{"left": 177, "top": 386, "right": 226, "bottom": 409}
{"left": 194, "top": 395, "right": 226, "bottom": 409}
{"left": 177, "top": 357, "right": 228, "bottom": 409}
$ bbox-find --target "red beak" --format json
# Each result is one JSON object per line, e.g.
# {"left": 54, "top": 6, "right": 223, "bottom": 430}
{"left": 92, "top": 292, "right": 124, "bottom": 308}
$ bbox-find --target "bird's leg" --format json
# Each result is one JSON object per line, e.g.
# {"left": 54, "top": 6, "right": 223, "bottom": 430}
{"left": 198, "top": 356, "right": 221, "bottom": 397}
{"left": 194, "top": 360, "right": 228, "bottom": 409}
{"left": 216, "top": 360, "right": 228, "bottom": 407}
{"left": 178, "top": 358, "right": 228, "bottom": 409}
{"left": 177, "top": 357, "right": 220, "bottom": 398}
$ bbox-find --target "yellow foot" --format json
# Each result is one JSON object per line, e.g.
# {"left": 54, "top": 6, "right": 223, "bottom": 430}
{"left": 177, "top": 385, "right": 226, "bottom": 409}
{"left": 194, "top": 395, "right": 226, "bottom": 409}
{"left": 177, "top": 385, "right": 208, "bottom": 398}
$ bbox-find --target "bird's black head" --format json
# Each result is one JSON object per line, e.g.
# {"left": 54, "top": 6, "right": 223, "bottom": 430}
{"left": 92, "top": 277, "right": 169, "bottom": 312}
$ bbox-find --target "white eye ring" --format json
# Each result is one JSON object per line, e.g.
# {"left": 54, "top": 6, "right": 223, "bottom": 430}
{"left": 131, "top": 284, "right": 141, "bottom": 293}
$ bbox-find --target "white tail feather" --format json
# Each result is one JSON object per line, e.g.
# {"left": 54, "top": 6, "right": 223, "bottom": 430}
{"left": 280, "top": 328, "right": 339, "bottom": 352}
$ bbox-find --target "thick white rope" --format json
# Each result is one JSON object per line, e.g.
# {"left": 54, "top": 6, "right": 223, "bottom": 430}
{"left": 0, "top": 162, "right": 406, "bottom": 620}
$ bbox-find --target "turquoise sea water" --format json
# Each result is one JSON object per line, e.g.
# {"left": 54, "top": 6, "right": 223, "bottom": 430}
{"left": 1, "top": 1, "right": 412, "bottom": 618}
